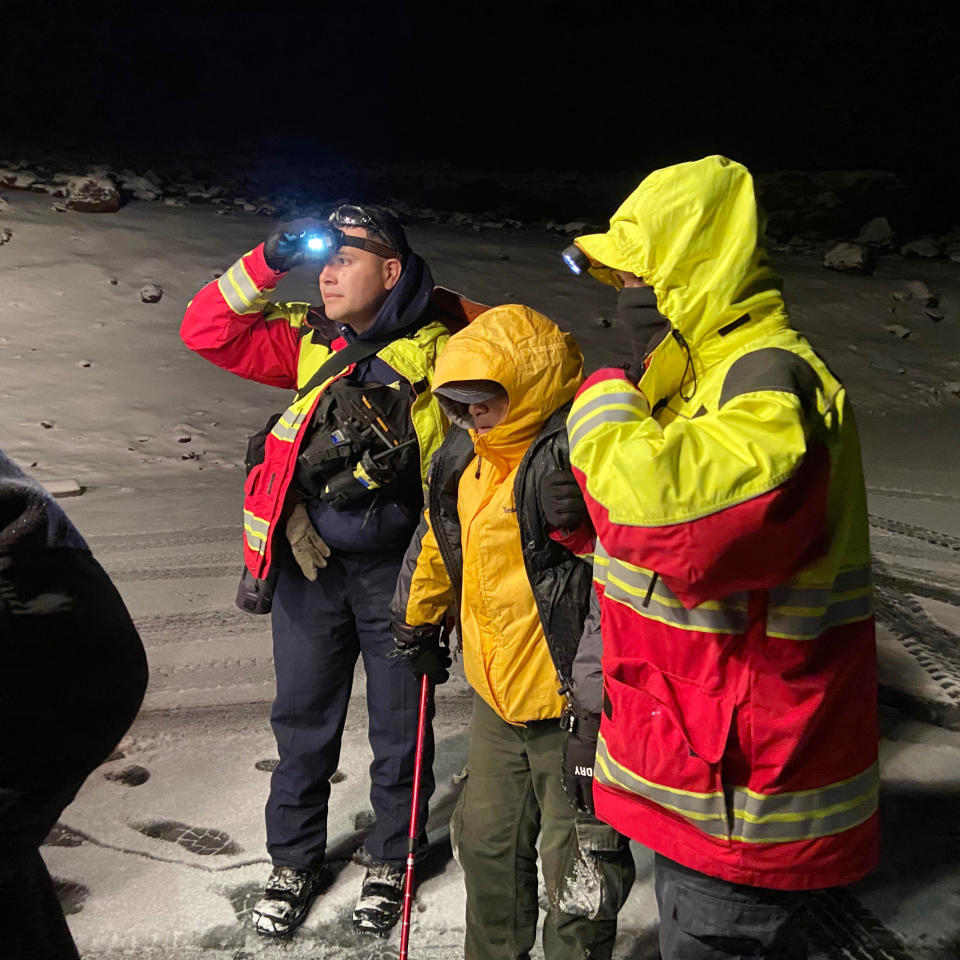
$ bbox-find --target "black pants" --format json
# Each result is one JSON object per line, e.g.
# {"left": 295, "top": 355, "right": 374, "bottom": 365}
{"left": 655, "top": 854, "right": 809, "bottom": 959}
{"left": 1, "top": 549, "right": 148, "bottom": 960}
{"left": 266, "top": 548, "right": 435, "bottom": 869}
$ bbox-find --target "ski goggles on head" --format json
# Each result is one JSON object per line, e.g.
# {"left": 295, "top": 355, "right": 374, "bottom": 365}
{"left": 328, "top": 204, "right": 406, "bottom": 258}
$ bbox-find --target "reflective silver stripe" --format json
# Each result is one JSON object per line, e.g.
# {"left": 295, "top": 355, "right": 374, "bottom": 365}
{"left": 243, "top": 510, "right": 269, "bottom": 555}
{"left": 767, "top": 565, "right": 873, "bottom": 640}
{"left": 595, "top": 735, "right": 729, "bottom": 836}
{"left": 244, "top": 528, "right": 266, "bottom": 553}
{"left": 768, "top": 566, "right": 872, "bottom": 608}
{"left": 567, "top": 390, "right": 647, "bottom": 444}
{"left": 570, "top": 409, "right": 643, "bottom": 453}
{"left": 270, "top": 409, "right": 307, "bottom": 442}
{"left": 731, "top": 763, "right": 879, "bottom": 843}
{"left": 597, "top": 733, "right": 879, "bottom": 844}
{"left": 217, "top": 257, "right": 267, "bottom": 315}
{"left": 594, "top": 544, "right": 748, "bottom": 634}
{"left": 767, "top": 593, "right": 873, "bottom": 640}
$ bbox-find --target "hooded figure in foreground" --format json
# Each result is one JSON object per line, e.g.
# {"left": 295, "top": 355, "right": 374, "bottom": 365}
{"left": 1, "top": 451, "right": 147, "bottom": 960}
{"left": 391, "top": 306, "right": 634, "bottom": 960}
{"left": 562, "top": 156, "right": 879, "bottom": 959}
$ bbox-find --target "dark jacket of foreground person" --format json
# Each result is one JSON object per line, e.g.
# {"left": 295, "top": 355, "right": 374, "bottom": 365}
{"left": 0, "top": 450, "right": 148, "bottom": 960}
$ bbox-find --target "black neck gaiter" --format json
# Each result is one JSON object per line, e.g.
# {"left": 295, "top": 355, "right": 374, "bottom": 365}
{"left": 617, "top": 286, "right": 670, "bottom": 362}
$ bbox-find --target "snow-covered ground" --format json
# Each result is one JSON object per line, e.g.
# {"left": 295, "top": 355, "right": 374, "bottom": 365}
{"left": 2, "top": 186, "right": 960, "bottom": 959}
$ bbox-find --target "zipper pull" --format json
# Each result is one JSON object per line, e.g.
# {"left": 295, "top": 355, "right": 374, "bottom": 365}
{"left": 475, "top": 456, "right": 482, "bottom": 479}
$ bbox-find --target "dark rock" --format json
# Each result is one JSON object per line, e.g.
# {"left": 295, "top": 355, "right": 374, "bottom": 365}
{"left": 140, "top": 282, "right": 163, "bottom": 303}
{"left": 0, "top": 167, "right": 38, "bottom": 189}
{"left": 254, "top": 758, "right": 279, "bottom": 772}
{"left": 904, "top": 280, "right": 936, "bottom": 306}
{"left": 856, "top": 217, "right": 895, "bottom": 249}
{"left": 64, "top": 175, "right": 121, "bottom": 213}
{"left": 0, "top": 227, "right": 12, "bottom": 245}
{"left": 884, "top": 324, "right": 911, "bottom": 339}
{"left": 823, "top": 242, "right": 876, "bottom": 275}
{"left": 901, "top": 237, "right": 941, "bottom": 259}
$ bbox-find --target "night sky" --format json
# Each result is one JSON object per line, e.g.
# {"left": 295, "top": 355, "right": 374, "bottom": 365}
{"left": 2, "top": 1, "right": 956, "bottom": 185}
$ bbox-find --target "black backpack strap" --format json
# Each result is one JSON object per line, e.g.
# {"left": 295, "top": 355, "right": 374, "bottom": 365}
{"left": 293, "top": 336, "right": 393, "bottom": 402}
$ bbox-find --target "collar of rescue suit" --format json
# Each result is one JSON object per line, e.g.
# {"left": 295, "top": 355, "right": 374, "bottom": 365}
{"left": 639, "top": 301, "right": 790, "bottom": 408}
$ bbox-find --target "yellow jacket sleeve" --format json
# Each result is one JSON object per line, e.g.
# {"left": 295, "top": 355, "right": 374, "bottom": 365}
{"left": 391, "top": 507, "right": 455, "bottom": 627}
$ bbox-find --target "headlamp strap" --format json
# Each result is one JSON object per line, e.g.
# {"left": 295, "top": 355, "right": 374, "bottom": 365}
{"left": 339, "top": 235, "right": 398, "bottom": 260}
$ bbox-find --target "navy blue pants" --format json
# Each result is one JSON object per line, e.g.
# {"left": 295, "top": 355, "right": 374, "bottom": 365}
{"left": 655, "top": 855, "right": 809, "bottom": 959}
{"left": 266, "top": 548, "right": 435, "bottom": 869}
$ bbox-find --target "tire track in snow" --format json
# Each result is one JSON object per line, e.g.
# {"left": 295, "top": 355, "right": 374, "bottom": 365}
{"left": 84, "top": 524, "right": 238, "bottom": 554}
{"left": 808, "top": 889, "right": 914, "bottom": 960}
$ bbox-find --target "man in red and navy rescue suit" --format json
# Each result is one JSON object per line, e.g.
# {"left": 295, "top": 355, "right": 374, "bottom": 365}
{"left": 181, "top": 206, "right": 450, "bottom": 939}
{"left": 556, "top": 157, "right": 880, "bottom": 959}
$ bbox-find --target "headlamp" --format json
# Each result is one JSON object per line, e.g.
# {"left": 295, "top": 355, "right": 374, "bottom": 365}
{"left": 295, "top": 225, "right": 398, "bottom": 263}
{"left": 306, "top": 231, "right": 337, "bottom": 254}
{"left": 561, "top": 243, "right": 590, "bottom": 276}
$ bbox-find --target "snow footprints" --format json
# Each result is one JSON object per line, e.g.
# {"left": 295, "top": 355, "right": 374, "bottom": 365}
{"left": 103, "top": 764, "right": 151, "bottom": 786}
{"left": 131, "top": 820, "right": 242, "bottom": 857}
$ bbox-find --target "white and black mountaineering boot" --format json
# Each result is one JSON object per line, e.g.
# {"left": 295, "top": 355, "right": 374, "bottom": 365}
{"left": 353, "top": 860, "right": 405, "bottom": 937}
{"left": 251, "top": 865, "right": 322, "bottom": 938}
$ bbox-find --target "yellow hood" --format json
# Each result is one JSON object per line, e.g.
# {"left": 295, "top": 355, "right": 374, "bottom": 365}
{"left": 433, "top": 304, "right": 583, "bottom": 454}
{"left": 575, "top": 156, "right": 785, "bottom": 351}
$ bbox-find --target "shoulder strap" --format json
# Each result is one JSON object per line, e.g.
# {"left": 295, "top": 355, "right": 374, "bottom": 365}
{"left": 293, "top": 335, "right": 394, "bottom": 402}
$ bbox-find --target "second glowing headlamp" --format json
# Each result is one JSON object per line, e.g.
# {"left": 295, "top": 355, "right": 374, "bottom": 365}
{"left": 560, "top": 243, "right": 591, "bottom": 276}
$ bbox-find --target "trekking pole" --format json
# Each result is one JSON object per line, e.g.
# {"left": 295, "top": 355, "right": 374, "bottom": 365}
{"left": 399, "top": 673, "right": 430, "bottom": 960}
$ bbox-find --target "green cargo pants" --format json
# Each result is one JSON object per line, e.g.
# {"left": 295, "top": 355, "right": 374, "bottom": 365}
{"left": 450, "top": 696, "right": 634, "bottom": 960}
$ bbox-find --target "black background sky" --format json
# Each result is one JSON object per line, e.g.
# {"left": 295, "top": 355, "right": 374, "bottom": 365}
{"left": 1, "top": 0, "right": 957, "bottom": 184}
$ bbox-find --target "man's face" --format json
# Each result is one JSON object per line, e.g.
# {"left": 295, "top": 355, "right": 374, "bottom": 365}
{"left": 318, "top": 226, "right": 401, "bottom": 331}
{"left": 469, "top": 390, "right": 510, "bottom": 434}
{"left": 614, "top": 269, "right": 649, "bottom": 288}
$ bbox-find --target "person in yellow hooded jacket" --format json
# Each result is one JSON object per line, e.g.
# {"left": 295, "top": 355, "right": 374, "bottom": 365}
{"left": 390, "top": 305, "right": 635, "bottom": 960}
{"left": 559, "top": 156, "right": 879, "bottom": 959}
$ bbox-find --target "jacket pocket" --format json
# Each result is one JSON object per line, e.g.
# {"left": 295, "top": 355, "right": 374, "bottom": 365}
{"left": 599, "top": 662, "right": 736, "bottom": 840}
{"left": 243, "top": 462, "right": 263, "bottom": 497}
{"left": 554, "top": 817, "right": 636, "bottom": 919}
{"left": 672, "top": 883, "right": 807, "bottom": 953}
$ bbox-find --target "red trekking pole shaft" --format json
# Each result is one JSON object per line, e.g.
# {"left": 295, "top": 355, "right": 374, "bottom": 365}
{"left": 399, "top": 674, "right": 430, "bottom": 960}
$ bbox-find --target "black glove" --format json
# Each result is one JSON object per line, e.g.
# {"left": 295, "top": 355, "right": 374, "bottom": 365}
{"left": 390, "top": 620, "right": 451, "bottom": 684}
{"left": 320, "top": 452, "right": 396, "bottom": 511}
{"left": 263, "top": 217, "right": 334, "bottom": 272}
{"left": 541, "top": 468, "right": 587, "bottom": 532}
{"left": 561, "top": 708, "right": 600, "bottom": 816}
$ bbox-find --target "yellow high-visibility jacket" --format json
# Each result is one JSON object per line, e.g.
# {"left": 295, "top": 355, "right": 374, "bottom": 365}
{"left": 566, "top": 156, "right": 879, "bottom": 890}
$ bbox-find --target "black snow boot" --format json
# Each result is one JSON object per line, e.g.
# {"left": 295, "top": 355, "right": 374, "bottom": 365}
{"left": 251, "top": 864, "right": 323, "bottom": 938}
{"left": 353, "top": 860, "right": 405, "bottom": 937}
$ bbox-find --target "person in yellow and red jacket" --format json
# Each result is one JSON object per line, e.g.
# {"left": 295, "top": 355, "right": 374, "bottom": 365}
{"left": 559, "top": 156, "right": 879, "bottom": 959}
{"left": 181, "top": 206, "right": 450, "bottom": 940}
{"left": 390, "top": 306, "right": 635, "bottom": 960}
